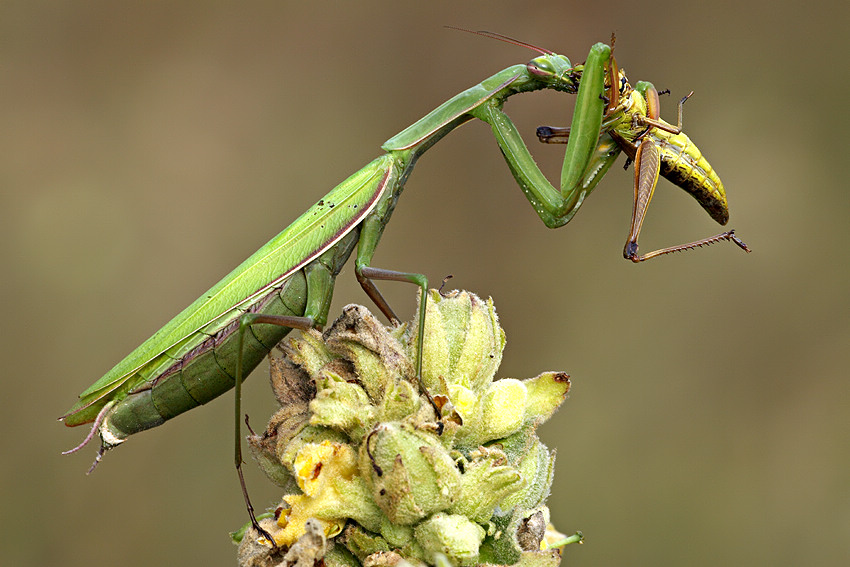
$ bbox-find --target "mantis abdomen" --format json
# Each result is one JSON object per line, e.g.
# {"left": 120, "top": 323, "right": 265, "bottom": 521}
{"left": 98, "top": 223, "right": 364, "bottom": 444}
{"left": 100, "top": 271, "right": 309, "bottom": 442}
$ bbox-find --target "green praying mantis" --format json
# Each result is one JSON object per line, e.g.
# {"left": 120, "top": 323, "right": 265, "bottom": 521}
{"left": 61, "top": 33, "right": 748, "bottom": 539}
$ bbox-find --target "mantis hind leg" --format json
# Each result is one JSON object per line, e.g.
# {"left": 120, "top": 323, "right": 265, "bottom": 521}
{"left": 355, "top": 265, "right": 435, "bottom": 413}
{"left": 353, "top": 212, "right": 432, "bottom": 408}
{"left": 233, "top": 260, "right": 336, "bottom": 549}
{"left": 234, "top": 311, "right": 312, "bottom": 549}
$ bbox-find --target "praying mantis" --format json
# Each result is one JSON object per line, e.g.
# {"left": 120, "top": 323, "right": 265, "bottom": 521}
{"left": 61, "top": 35, "right": 748, "bottom": 537}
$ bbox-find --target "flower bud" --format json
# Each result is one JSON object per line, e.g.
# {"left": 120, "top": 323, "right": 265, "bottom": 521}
{"left": 451, "top": 447, "right": 525, "bottom": 523}
{"left": 310, "top": 371, "right": 376, "bottom": 442}
{"left": 325, "top": 304, "right": 415, "bottom": 404}
{"left": 497, "top": 434, "right": 555, "bottom": 512}
{"left": 417, "top": 290, "right": 505, "bottom": 397}
{"left": 414, "top": 513, "right": 485, "bottom": 566}
{"left": 359, "top": 423, "right": 460, "bottom": 525}
{"left": 455, "top": 372, "right": 571, "bottom": 450}
{"left": 480, "top": 378, "right": 528, "bottom": 441}
{"left": 281, "top": 328, "right": 335, "bottom": 379}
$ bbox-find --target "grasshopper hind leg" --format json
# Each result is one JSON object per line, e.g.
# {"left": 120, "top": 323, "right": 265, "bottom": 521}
{"left": 624, "top": 138, "right": 751, "bottom": 262}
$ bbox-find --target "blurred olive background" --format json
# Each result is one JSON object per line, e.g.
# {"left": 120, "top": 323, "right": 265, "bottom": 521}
{"left": 3, "top": 1, "right": 848, "bottom": 566}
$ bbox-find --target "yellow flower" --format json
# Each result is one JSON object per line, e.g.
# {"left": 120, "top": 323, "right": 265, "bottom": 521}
{"left": 273, "top": 441, "right": 357, "bottom": 546}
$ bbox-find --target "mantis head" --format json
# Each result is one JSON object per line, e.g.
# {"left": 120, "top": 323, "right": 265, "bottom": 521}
{"left": 526, "top": 53, "right": 578, "bottom": 91}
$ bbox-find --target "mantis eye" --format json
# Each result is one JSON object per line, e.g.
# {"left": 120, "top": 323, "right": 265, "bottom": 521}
{"left": 527, "top": 57, "right": 554, "bottom": 77}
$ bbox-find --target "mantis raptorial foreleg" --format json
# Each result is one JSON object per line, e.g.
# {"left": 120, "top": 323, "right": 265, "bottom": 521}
{"left": 469, "top": 43, "right": 614, "bottom": 229}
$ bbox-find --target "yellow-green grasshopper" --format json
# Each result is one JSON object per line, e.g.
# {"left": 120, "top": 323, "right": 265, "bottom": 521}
{"left": 536, "top": 49, "right": 747, "bottom": 260}
{"left": 61, "top": 36, "right": 747, "bottom": 540}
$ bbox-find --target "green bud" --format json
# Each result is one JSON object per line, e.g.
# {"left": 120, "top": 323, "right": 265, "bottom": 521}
{"left": 475, "top": 372, "right": 569, "bottom": 444}
{"left": 310, "top": 370, "right": 376, "bottom": 442}
{"left": 339, "top": 524, "right": 392, "bottom": 561}
{"left": 417, "top": 290, "right": 505, "bottom": 397}
{"left": 450, "top": 447, "right": 525, "bottom": 523}
{"left": 479, "top": 379, "right": 528, "bottom": 441}
{"left": 359, "top": 423, "right": 460, "bottom": 525}
{"left": 340, "top": 522, "right": 423, "bottom": 566}
{"left": 376, "top": 517, "right": 415, "bottom": 549}
{"left": 376, "top": 376, "right": 420, "bottom": 424}
{"left": 521, "top": 372, "right": 571, "bottom": 426}
{"left": 496, "top": 433, "right": 555, "bottom": 512}
{"left": 281, "top": 328, "right": 335, "bottom": 379}
{"left": 414, "top": 513, "right": 485, "bottom": 566}
{"left": 325, "top": 305, "right": 415, "bottom": 404}
{"left": 456, "top": 372, "right": 571, "bottom": 450}
{"left": 324, "top": 543, "right": 362, "bottom": 567}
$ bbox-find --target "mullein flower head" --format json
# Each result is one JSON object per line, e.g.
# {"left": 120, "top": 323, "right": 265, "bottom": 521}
{"left": 238, "top": 290, "right": 575, "bottom": 567}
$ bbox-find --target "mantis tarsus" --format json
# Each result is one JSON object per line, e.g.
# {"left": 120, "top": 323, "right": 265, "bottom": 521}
{"left": 61, "top": 34, "right": 748, "bottom": 542}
